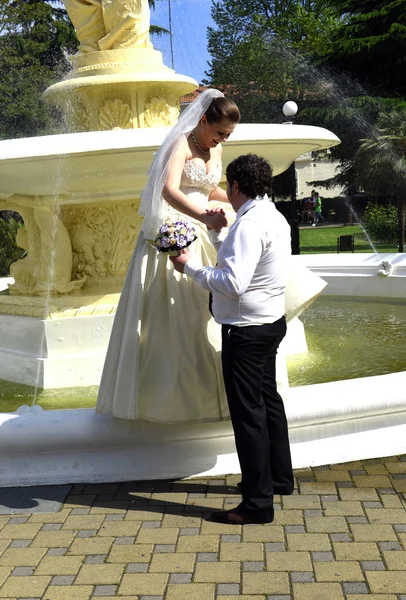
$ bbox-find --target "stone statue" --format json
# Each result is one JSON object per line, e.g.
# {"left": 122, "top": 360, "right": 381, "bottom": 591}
{"left": 64, "top": 0, "right": 152, "bottom": 53}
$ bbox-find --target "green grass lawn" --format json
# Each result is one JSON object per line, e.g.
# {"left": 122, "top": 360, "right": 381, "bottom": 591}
{"left": 300, "top": 225, "right": 398, "bottom": 254}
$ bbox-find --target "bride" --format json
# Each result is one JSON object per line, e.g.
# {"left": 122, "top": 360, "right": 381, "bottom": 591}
{"left": 96, "top": 88, "right": 241, "bottom": 422}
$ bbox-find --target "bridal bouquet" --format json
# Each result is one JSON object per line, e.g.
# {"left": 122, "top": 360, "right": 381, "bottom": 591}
{"left": 154, "top": 219, "right": 197, "bottom": 256}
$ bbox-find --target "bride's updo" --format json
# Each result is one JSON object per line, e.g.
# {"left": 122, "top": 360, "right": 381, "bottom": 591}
{"left": 205, "top": 96, "right": 240, "bottom": 124}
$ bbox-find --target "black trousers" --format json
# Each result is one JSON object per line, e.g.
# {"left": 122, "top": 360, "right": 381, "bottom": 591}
{"left": 221, "top": 317, "right": 293, "bottom": 515}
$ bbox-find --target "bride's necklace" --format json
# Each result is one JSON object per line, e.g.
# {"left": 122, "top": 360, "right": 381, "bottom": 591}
{"left": 191, "top": 130, "right": 210, "bottom": 155}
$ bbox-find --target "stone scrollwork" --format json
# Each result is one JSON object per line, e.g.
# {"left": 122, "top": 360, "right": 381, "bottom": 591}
{"left": 65, "top": 204, "right": 141, "bottom": 281}
{"left": 144, "top": 97, "right": 180, "bottom": 128}
{"left": 8, "top": 205, "right": 86, "bottom": 296}
{"left": 99, "top": 99, "right": 132, "bottom": 130}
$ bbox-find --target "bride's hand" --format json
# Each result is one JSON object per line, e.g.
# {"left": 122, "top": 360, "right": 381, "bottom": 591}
{"left": 202, "top": 209, "right": 227, "bottom": 232}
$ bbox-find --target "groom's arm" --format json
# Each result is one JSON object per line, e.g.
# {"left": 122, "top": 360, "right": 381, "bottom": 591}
{"left": 185, "top": 219, "right": 263, "bottom": 297}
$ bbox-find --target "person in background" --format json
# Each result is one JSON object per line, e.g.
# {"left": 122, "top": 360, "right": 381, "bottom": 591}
{"left": 314, "top": 191, "right": 326, "bottom": 225}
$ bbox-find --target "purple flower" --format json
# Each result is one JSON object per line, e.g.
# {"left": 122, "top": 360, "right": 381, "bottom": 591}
{"left": 175, "top": 234, "right": 187, "bottom": 247}
{"left": 160, "top": 236, "right": 171, "bottom": 248}
{"left": 160, "top": 225, "right": 169, "bottom": 234}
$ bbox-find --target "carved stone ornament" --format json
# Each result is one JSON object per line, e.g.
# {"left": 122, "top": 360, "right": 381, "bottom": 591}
{"left": 144, "top": 97, "right": 180, "bottom": 128}
{"left": 99, "top": 99, "right": 132, "bottom": 130}
{"left": 7, "top": 205, "right": 86, "bottom": 296}
{"left": 64, "top": 203, "right": 141, "bottom": 281}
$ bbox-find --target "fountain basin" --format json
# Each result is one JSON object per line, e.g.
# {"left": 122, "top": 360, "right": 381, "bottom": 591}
{"left": 0, "top": 124, "right": 339, "bottom": 197}
{"left": 0, "top": 252, "right": 405, "bottom": 486}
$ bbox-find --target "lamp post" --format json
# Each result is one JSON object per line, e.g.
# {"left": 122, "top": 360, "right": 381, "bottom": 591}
{"left": 282, "top": 101, "right": 300, "bottom": 255}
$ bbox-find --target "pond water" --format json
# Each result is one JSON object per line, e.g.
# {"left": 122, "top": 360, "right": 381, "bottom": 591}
{"left": 1, "top": 296, "right": 405, "bottom": 411}
{"left": 287, "top": 296, "right": 406, "bottom": 386}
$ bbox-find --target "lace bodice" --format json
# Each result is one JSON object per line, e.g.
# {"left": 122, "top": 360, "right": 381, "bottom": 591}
{"left": 181, "top": 160, "right": 222, "bottom": 195}
{"left": 163, "top": 160, "right": 222, "bottom": 226}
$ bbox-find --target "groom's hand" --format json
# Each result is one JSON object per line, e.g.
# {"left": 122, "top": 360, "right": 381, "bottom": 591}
{"left": 170, "top": 249, "right": 190, "bottom": 273}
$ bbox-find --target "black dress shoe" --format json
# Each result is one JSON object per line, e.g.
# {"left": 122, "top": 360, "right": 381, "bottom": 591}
{"left": 210, "top": 503, "right": 274, "bottom": 525}
{"left": 237, "top": 482, "right": 294, "bottom": 496}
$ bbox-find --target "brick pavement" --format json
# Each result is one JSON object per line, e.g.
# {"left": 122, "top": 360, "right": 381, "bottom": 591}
{"left": 0, "top": 455, "right": 406, "bottom": 599}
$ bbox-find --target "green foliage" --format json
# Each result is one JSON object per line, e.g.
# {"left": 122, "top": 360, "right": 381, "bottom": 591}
{"left": 361, "top": 202, "right": 400, "bottom": 243}
{"left": 0, "top": 0, "right": 78, "bottom": 139}
{"left": 324, "top": 0, "right": 406, "bottom": 97}
{"left": 0, "top": 217, "right": 25, "bottom": 277}
{"left": 205, "top": 0, "right": 340, "bottom": 122}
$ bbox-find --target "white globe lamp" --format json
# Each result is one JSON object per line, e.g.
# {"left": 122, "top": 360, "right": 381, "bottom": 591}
{"left": 283, "top": 101, "right": 298, "bottom": 117}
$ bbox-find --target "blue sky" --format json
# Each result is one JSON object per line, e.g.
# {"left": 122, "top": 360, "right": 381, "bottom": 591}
{"left": 150, "top": 0, "right": 215, "bottom": 84}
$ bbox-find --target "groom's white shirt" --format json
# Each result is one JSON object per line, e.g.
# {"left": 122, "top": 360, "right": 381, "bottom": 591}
{"left": 184, "top": 197, "right": 291, "bottom": 326}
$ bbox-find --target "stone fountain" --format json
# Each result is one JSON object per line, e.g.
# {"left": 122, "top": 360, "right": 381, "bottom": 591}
{"left": 2, "top": 0, "right": 404, "bottom": 487}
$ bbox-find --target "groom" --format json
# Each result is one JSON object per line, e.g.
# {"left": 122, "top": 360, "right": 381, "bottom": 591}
{"left": 171, "top": 153, "right": 294, "bottom": 525}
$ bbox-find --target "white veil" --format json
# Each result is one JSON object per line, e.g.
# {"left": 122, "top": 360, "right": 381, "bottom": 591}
{"left": 139, "top": 88, "right": 225, "bottom": 240}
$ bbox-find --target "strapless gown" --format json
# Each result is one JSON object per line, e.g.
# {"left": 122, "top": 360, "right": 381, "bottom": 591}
{"left": 96, "top": 160, "right": 230, "bottom": 422}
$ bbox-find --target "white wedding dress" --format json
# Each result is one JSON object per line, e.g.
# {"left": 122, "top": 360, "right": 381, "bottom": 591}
{"left": 96, "top": 159, "right": 230, "bottom": 422}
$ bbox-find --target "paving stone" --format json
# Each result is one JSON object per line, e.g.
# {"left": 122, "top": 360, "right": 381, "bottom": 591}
{"left": 360, "top": 560, "right": 385, "bottom": 571}
{"left": 50, "top": 575, "right": 76, "bottom": 585}
{"left": 242, "top": 561, "right": 264, "bottom": 572}
{"left": 314, "top": 561, "right": 364, "bottom": 582}
{"left": 382, "top": 550, "right": 406, "bottom": 569}
{"left": 284, "top": 525, "right": 305, "bottom": 533}
{"left": 100, "top": 522, "right": 141, "bottom": 538}
{"left": 242, "top": 572, "right": 289, "bottom": 595}
{"left": 136, "top": 527, "right": 178, "bottom": 544}
{"left": 266, "top": 551, "right": 312, "bottom": 572}
{"left": 114, "top": 536, "right": 136, "bottom": 545}
{"left": 196, "top": 553, "right": 217, "bottom": 562}
{"left": 93, "top": 585, "right": 118, "bottom": 596}
{"left": 150, "top": 553, "right": 195, "bottom": 573}
{"left": 323, "top": 501, "right": 365, "bottom": 516}
{"left": 68, "top": 537, "right": 115, "bottom": 555}
{"left": 37, "top": 585, "right": 94, "bottom": 600}
{"left": 292, "top": 582, "right": 344, "bottom": 600}
{"left": 0, "top": 485, "right": 71, "bottom": 515}
{"left": 346, "top": 516, "right": 369, "bottom": 524}
{"left": 194, "top": 561, "right": 240, "bottom": 583}
{"left": 11, "top": 566, "right": 34, "bottom": 576}
{"left": 41, "top": 523, "right": 63, "bottom": 531}
{"left": 243, "top": 526, "right": 284, "bottom": 542}
{"left": 304, "top": 510, "right": 323, "bottom": 518}
{"left": 394, "top": 524, "right": 406, "bottom": 532}
{"left": 0, "top": 547, "right": 46, "bottom": 566}
{"left": 273, "top": 511, "right": 304, "bottom": 526}
{"left": 220, "top": 542, "right": 263, "bottom": 562}
{"left": 290, "top": 572, "right": 314, "bottom": 583}
{"left": 264, "top": 543, "right": 285, "bottom": 552}
{"left": 76, "top": 563, "right": 125, "bottom": 585}
{"left": 339, "top": 488, "right": 380, "bottom": 502}
{"left": 31, "top": 531, "right": 76, "bottom": 548}
{"left": 119, "top": 573, "right": 168, "bottom": 596}
{"left": 177, "top": 535, "right": 219, "bottom": 553}
{"left": 321, "top": 495, "right": 339, "bottom": 502}
{"left": 287, "top": 533, "right": 331, "bottom": 551}
{"left": 161, "top": 515, "right": 200, "bottom": 529}
{"left": 126, "top": 562, "right": 149, "bottom": 572}
{"left": 104, "top": 514, "right": 124, "bottom": 522}
{"left": 8, "top": 516, "right": 29, "bottom": 524}
{"left": 0, "top": 575, "right": 51, "bottom": 597}
{"left": 333, "top": 542, "right": 381, "bottom": 561}
{"left": 378, "top": 541, "right": 402, "bottom": 551}
{"left": 366, "top": 509, "right": 406, "bottom": 524}
{"left": 35, "top": 555, "right": 84, "bottom": 575}
{"left": 329, "top": 533, "right": 351, "bottom": 542}
{"left": 77, "top": 529, "right": 98, "bottom": 538}
{"left": 342, "top": 582, "right": 369, "bottom": 594}
{"left": 70, "top": 508, "right": 91, "bottom": 515}
{"left": 306, "top": 517, "right": 348, "bottom": 533}
{"left": 85, "top": 554, "right": 106, "bottom": 564}
{"left": 282, "top": 495, "right": 321, "bottom": 510}
{"left": 46, "top": 548, "right": 68, "bottom": 557}
{"left": 220, "top": 535, "right": 240, "bottom": 543}
{"left": 166, "top": 583, "right": 215, "bottom": 600}
{"left": 350, "top": 524, "right": 397, "bottom": 541}
{"left": 216, "top": 584, "right": 240, "bottom": 595}
{"left": 311, "top": 551, "right": 334, "bottom": 562}
{"left": 0, "top": 523, "right": 42, "bottom": 539}
{"left": 180, "top": 528, "right": 200, "bottom": 536}
{"left": 154, "top": 544, "right": 176, "bottom": 553}
{"left": 169, "top": 573, "right": 193, "bottom": 584}
{"left": 362, "top": 501, "right": 383, "bottom": 508}
{"left": 299, "top": 482, "right": 338, "bottom": 495}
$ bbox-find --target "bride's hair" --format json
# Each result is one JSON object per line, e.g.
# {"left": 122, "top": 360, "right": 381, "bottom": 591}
{"left": 205, "top": 96, "right": 240, "bottom": 124}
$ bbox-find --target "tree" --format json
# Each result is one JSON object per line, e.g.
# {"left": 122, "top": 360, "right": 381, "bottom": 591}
{"left": 354, "top": 109, "right": 406, "bottom": 252}
{"left": 205, "top": 0, "right": 339, "bottom": 122}
{"left": 323, "top": 0, "right": 406, "bottom": 98}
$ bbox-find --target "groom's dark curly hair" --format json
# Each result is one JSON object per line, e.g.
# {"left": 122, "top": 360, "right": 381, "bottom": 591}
{"left": 226, "top": 154, "right": 273, "bottom": 199}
